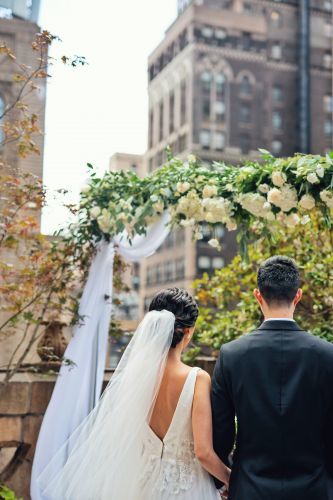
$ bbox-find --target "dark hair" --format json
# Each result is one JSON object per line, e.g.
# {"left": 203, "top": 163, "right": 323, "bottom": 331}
{"left": 149, "top": 287, "right": 199, "bottom": 348}
{"left": 257, "top": 255, "right": 300, "bottom": 305}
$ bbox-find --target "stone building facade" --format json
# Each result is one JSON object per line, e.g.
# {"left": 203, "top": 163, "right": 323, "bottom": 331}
{"left": 0, "top": 11, "right": 47, "bottom": 371}
{"left": 139, "top": 0, "right": 333, "bottom": 313}
{"left": 0, "top": 13, "right": 46, "bottom": 179}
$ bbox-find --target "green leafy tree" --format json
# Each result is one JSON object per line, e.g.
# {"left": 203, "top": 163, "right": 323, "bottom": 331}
{"left": 193, "top": 211, "right": 333, "bottom": 357}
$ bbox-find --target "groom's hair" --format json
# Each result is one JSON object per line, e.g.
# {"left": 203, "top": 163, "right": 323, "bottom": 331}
{"left": 149, "top": 288, "right": 199, "bottom": 348}
{"left": 257, "top": 256, "right": 300, "bottom": 306}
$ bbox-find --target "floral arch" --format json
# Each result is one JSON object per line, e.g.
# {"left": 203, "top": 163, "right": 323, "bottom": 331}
{"left": 76, "top": 151, "right": 333, "bottom": 255}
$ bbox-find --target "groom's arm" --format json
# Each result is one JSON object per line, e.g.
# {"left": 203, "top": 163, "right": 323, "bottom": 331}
{"left": 211, "top": 347, "right": 236, "bottom": 489}
{"left": 325, "top": 400, "right": 333, "bottom": 498}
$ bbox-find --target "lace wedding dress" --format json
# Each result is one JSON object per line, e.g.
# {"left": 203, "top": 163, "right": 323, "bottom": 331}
{"left": 141, "top": 367, "right": 220, "bottom": 499}
{"left": 37, "top": 311, "right": 220, "bottom": 500}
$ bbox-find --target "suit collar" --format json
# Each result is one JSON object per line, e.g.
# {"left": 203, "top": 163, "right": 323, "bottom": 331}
{"left": 258, "top": 319, "right": 305, "bottom": 331}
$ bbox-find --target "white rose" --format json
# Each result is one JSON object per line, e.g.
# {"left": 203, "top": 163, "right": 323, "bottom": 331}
{"left": 97, "top": 210, "right": 112, "bottom": 233}
{"left": 225, "top": 183, "right": 234, "bottom": 192}
{"left": 202, "top": 185, "right": 218, "bottom": 198}
{"left": 320, "top": 189, "right": 333, "bottom": 208}
{"left": 194, "top": 230, "right": 203, "bottom": 240}
{"left": 150, "top": 194, "right": 159, "bottom": 202}
{"left": 307, "top": 173, "right": 319, "bottom": 184}
{"left": 301, "top": 215, "right": 311, "bottom": 225}
{"left": 285, "top": 213, "right": 300, "bottom": 227}
{"left": 272, "top": 171, "right": 286, "bottom": 187}
{"left": 299, "top": 194, "right": 315, "bottom": 210}
{"left": 180, "top": 218, "right": 195, "bottom": 227}
{"left": 266, "top": 211, "right": 275, "bottom": 221}
{"left": 135, "top": 207, "right": 144, "bottom": 217}
{"left": 263, "top": 202, "right": 271, "bottom": 210}
{"left": 187, "top": 154, "right": 196, "bottom": 163}
{"left": 176, "top": 181, "right": 191, "bottom": 194}
{"left": 258, "top": 184, "right": 270, "bottom": 194}
{"left": 208, "top": 238, "right": 219, "bottom": 248}
{"left": 268, "top": 185, "right": 298, "bottom": 212}
{"left": 205, "top": 211, "right": 215, "bottom": 223}
{"left": 267, "top": 188, "right": 283, "bottom": 206}
{"left": 80, "top": 184, "right": 91, "bottom": 194}
{"left": 226, "top": 219, "right": 237, "bottom": 231}
{"left": 27, "top": 202, "right": 37, "bottom": 209}
{"left": 90, "top": 206, "right": 101, "bottom": 219}
{"left": 153, "top": 202, "right": 164, "bottom": 213}
{"left": 316, "top": 166, "right": 325, "bottom": 178}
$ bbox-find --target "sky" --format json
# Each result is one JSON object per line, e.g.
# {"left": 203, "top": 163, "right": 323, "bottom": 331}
{"left": 39, "top": 0, "right": 177, "bottom": 233}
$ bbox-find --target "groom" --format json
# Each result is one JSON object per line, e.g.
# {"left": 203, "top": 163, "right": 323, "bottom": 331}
{"left": 211, "top": 255, "right": 333, "bottom": 500}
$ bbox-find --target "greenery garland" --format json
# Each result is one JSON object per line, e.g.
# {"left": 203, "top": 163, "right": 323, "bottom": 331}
{"left": 74, "top": 150, "right": 333, "bottom": 254}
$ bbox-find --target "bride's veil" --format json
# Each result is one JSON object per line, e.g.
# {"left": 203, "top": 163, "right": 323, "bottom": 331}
{"left": 38, "top": 309, "right": 175, "bottom": 500}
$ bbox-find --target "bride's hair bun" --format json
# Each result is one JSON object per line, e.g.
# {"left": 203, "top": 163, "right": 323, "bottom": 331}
{"left": 149, "top": 288, "right": 199, "bottom": 348}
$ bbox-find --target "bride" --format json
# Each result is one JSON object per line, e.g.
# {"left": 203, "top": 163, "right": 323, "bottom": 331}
{"left": 38, "top": 287, "right": 230, "bottom": 499}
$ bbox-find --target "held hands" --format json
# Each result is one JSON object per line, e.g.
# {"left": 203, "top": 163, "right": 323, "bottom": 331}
{"left": 220, "top": 467, "right": 231, "bottom": 499}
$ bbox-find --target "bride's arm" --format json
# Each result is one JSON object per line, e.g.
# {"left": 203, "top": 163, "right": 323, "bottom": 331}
{"left": 192, "top": 370, "right": 231, "bottom": 486}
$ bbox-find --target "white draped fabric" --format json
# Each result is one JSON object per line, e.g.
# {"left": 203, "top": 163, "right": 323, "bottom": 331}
{"left": 31, "top": 212, "right": 170, "bottom": 500}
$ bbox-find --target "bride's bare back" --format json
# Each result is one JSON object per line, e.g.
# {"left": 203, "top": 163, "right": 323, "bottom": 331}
{"left": 149, "top": 360, "right": 192, "bottom": 441}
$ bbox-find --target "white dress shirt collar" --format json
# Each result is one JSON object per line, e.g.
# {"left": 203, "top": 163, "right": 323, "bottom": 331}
{"left": 265, "top": 318, "right": 295, "bottom": 322}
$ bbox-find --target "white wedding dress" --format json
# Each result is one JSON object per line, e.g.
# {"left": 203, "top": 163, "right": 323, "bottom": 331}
{"left": 37, "top": 310, "right": 220, "bottom": 500}
{"left": 141, "top": 367, "right": 220, "bottom": 499}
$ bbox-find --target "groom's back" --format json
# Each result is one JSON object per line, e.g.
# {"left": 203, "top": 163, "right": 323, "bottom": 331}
{"left": 221, "top": 320, "right": 333, "bottom": 500}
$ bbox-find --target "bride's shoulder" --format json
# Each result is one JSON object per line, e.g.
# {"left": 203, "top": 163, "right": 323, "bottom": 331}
{"left": 195, "top": 368, "right": 211, "bottom": 385}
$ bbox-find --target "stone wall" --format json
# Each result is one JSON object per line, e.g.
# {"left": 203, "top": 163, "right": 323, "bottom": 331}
{"left": 0, "top": 370, "right": 113, "bottom": 499}
{"left": 0, "top": 372, "right": 56, "bottom": 499}
{"left": 0, "top": 358, "right": 215, "bottom": 499}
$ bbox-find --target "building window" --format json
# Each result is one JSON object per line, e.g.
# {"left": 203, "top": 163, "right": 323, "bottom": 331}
{"left": 215, "top": 101, "right": 225, "bottom": 122}
{"left": 164, "top": 261, "right": 173, "bottom": 282}
{"left": 175, "top": 228, "right": 185, "bottom": 246}
{"left": 271, "top": 43, "right": 282, "bottom": 60}
{"left": 202, "top": 26, "right": 213, "bottom": 38}
{"left": 324, "top": 120, "right": 333, "bottom": 136}
{"left": 324, "top": 95, "right": 333, "bottom": 113}
{"left": 272, "top": 140, "right": 282, "bottom": 154}
{"left": 159, "top": 101, "right": 164, "bottom": 142}
{"left": 157, "top": 150, "right": 163, "bottom": 167}
{"left": 201, "top": 71, "right": 212, "bottom": 92}
{"left": 240, "top": 104, "right": 251, "bottom": 123}
{"left": 169, "top": 92, "right": 175, "bottom": 134}
{"left": 243, "top": 2, "right": 253, "bottom": 14}
{"left": 215, "top": 28, "right": 227, "bottom": 39}
{"left": 212, "top": 257, "right": 224, "bottom": 268}
{"left": 213, "top": 131, "right": 225, "bottom": 151}
{"left": 149, "top": 110, "right": 154, "bottom": 148}
{"left": 270, "top": 10, "right": 282, "bottom": 27}
{"left": 272, "top": 85, "right": 283, "bottom": 102}
{"left": 178, "top": 133, "right": 187, "bottom": 153}
{"left": 240, "top": 135, "right": 251, "bottom": 154}
{"left": 175, "top": 258, "right": 185, "bottom": 279}
{"left": 215, "top": 225, "right": 225, "bottom": 239}
{"left": 203, "top": 97, "right": 211, "bottom": 120}
{"left": 198, "top": 256, "right": 211, "bottom": 270}
{"left": 272, "top": 111, "right": 282, "bottom": 130}
{"left": 323, "top": 52, "right": 332, "bottom": 69}
{"left": 239, "top": 75, "right": 251, "bottom": 95}
{"left": 216, "top": 73, "right": 225, "bottom": 96}
{"left": 200, "top": 130, "right": 211, "bottom": 149}
{"left": 0, "top": 95, "right": 4, "bottom": 147}
{"left": 323, "top": 0, "right": 332, "bottom": 10}
{"left": 180, "top": 80, "right": 187, "bottom": 125}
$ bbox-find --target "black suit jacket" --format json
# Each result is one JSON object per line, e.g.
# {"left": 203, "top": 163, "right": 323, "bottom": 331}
{"left": 211, "top": 320, "right": 333, "bottom": 500}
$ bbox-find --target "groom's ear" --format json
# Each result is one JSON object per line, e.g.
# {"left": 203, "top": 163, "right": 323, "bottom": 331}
{"left": 293, "top": 288, "right": 302, "bottom": 306}
{"left": 253, "top": 288, "right": 263, "bottom": 306}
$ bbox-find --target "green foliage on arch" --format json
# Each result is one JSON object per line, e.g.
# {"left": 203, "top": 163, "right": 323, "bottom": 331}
{"left": 75, "top": 151, "right": 333, "bottom": 256}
